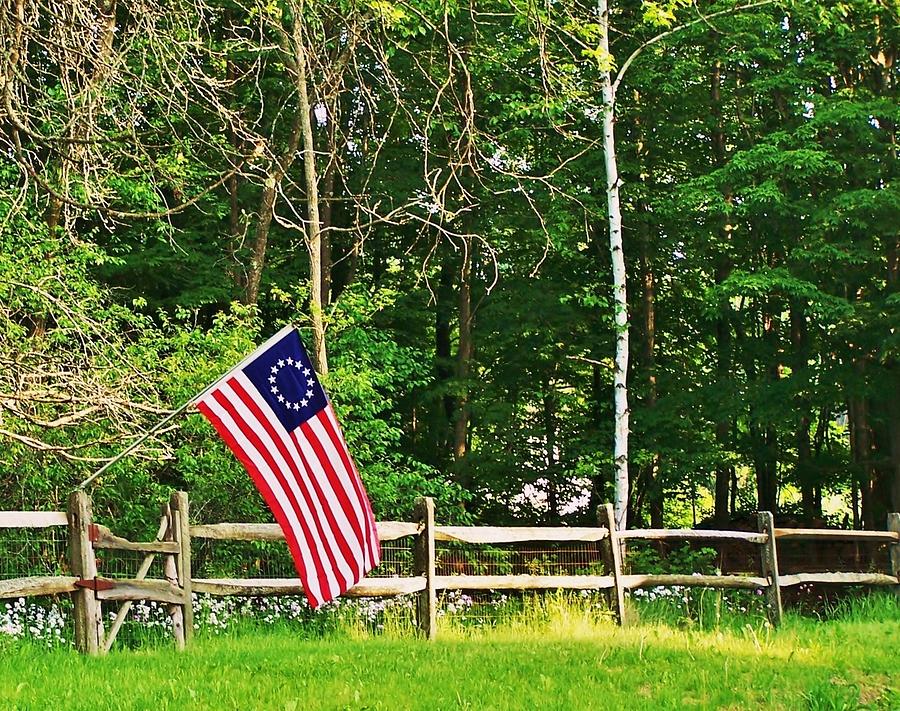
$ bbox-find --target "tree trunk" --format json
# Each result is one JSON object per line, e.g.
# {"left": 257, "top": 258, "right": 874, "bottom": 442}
{"left": 888, "top": 385, "right": 900, "bottom": 513}
{"left": 295, "top": 22, "right": 328, "bottom": 375}
{"left": 848, "top": 364, "right": 876, "bottom": 529}
{"left": 543, "top": 379, "right": 559, "bottom": 524}
{"left": 632, "top": 88, "right": 661, "bottom": 529}
{"left": 588, "top": 363, "right": 606, "bottom": 515}
{"left": 599, "top": 0, "right": 629, "bottom": 531}
{"left": 711, "top": 58, "right": 734, "bottom": 524}
{"left": 751, "top": 311, "right": 779, "bottom": 514}
{"left": 790, "top": 301, "right": 817, "bottom": 522}
{"left": 226, "top": 51, "right": 244, "bottom": 291}
{"left": 453, "top": 235, "right": 474, "bottom": 465}
{"left": 435, "top": 251, "right": 456, "bottom": 455}
{"left": 244, "top": 111, "right": 303, "bottom": 307}
{"left": 638, "top": 208, "right": 662, "bottom": 528}
{"left": 885, "top": 240, "right": 900, "bottom": 513}
{"left": 245, "top": 179, "right": 276, "bottom": 306}
{"left": 868, "top": 397, "right": 893, "bottom": 527}
{"left": 751, "top": 420, "right": 778, "bottom": 514}
{"left": 763, "top": 328, "right": 780, "bottom": 514}
{"left": 319, "top": 105, "right": 338, "bottom": 308}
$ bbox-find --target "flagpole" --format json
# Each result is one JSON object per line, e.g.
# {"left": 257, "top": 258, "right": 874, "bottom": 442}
{"left": 75, "top": 399, "right": 195, "bottom": 490}
{"left": 75, "top": 323, "right": 298, "bottom": 490}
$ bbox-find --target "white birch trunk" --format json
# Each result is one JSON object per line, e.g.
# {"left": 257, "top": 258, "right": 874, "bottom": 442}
{"left": 599, "top": 0, "right": 629, "bottom": 531}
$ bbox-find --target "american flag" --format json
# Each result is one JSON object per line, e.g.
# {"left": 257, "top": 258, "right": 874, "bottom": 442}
{"left": 193, "top": 326, "right": 381, "bottom": 607}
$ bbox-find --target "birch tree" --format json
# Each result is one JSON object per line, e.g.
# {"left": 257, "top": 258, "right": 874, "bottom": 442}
{"left": 596, "top": 0, "right": 630, "bottom": 531}
{"left": 591, "top": 0, "right": 775, "bottom": 529}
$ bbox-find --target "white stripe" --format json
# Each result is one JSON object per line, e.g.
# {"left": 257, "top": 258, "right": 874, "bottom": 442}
{"left": 305, "top": 412, "right": 372, "bottom": 573}
{"left": 319, "top": 404, "right": 381, "bottom": 568}
{"left": 200, "top": 392, "right": 325, "bottom": 604}
{"left": 285, "top": 423, "right": 368, "bottom": 585}
{"left": 232, "top": 372, "right": 358, "bottom": 591}
{"left": 218, "top": 383, "right": 345, "bottom": 599}
{"left": 291, "top": 423, "right": 368, "bottom": 579}
{"left": 322, "top": 407, "right": 381, "bottom": 567}
{"left": 306, "top": 412, "right": 373, "bottom": 572}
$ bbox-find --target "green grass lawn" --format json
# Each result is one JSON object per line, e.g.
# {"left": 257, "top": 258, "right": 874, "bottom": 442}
{"left": 1, "top": 595, "right": 897, "bottom": 710}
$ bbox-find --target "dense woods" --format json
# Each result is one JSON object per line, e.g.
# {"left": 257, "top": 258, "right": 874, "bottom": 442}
{"left": 0, "top": 0, "right": 897, "bottom": 534}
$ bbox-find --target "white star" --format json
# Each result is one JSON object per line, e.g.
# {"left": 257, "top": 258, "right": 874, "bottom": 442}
{"left": 268, "top": 375, "right": 276, "bottom": 384}
{"left": 303, "top": 368, "right": 311, "bottom": 377}
{"left": 306, "top": 389, "right": 313, "bottom": 398}
{"left": 300, "top": 398, "right": 308, "bottom": 407}
{"left": 293, "top": 402, "right": 301, "bottom": 410}
{"left": 277, "top": 394, "right": 285, "bottom": 403}
{"left": 294, "top": 361, "right": 303, "bottom": 370}
{"left": 271, "top": 365, "right": 278, "bottom": 374}
{"left": 277, "top": 359, "right": 285, "bottom": 367}
{"left": 305, "top": 379, "right": 313, "bottom": 387}
{"left": 271, "top": 386, "right": 278, "bottom": 394}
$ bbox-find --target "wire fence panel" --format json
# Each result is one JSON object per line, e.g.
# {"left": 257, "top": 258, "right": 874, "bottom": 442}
{"left": 0, "top": 528, "right": 69, "bottom": 580}
{"left": 0, "top": 528, "right": 75, "bottom": 647}
{"left": 2, "top": 498, "right": 898, "bottom": 650}
{"left": 435, "top": 541, "right": 605, "bottom": 578}
{"left": 95, "top": 549, "right": 168, "bottom": 581}
{"left": 190, "top": 538, "right": 416, "bottom": 580}
{"left": 191, "top": 538, "right": 298, "bottom": 579}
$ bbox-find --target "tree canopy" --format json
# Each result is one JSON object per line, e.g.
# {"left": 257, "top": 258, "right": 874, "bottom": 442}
{"left": 0, "top": 0, "right": 897, "bottom": 533}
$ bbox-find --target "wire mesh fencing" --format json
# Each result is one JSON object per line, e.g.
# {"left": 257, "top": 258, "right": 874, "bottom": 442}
{"left": 184, "top": 536, "right": 418, "bottom": 637}
{"left": 0, "top": 527, "right": 75, "bottom": 647}
{"left": 435, "top": 540, "right": 605, "bottom": 577}
{"left": 0, "top": 527, "right": 68, "bottom": 580}
{"left": 431, "top": 540, "right": 613, "bottom": 627}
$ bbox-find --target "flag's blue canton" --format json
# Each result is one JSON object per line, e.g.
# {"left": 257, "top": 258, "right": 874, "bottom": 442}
{"left": 242, "top": 330, "right": 327, "bottom": 432}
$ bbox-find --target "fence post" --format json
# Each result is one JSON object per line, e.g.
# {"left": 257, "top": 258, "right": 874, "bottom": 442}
{"left": 172, "top": 491, "right": 193, "bottom": 645}
{"left": 888, "top": 513, "right": 900, "bottom": 592}
{"left": 67, "top": 491, "right": 103, "bottom": 655}
{"left": 599, "top": 503, "right": 626, "bottom": 626}
{"left": 757, "top": 511, "right": 783, "bottom": 627}
{"left": 413, "top": 496, "right": 436, "bottom": 640}
{"left": 164, "top": 501, "right": 185, "bottom": 650}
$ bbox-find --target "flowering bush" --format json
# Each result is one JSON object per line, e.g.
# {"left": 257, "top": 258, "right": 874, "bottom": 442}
{"left": 1, "top": 598, "right": 70, "bottom": 647}
{"left": 629, "top": 582, "right": 768, "bottom": 625}
{"left": 0, "top": 584, "right": 771, "bottom": 648}
{"left": 191, "top": 593, "right": 416, "bottom": 636}
{"left": 0, "top": 592, "right": 422, "bottom": 647}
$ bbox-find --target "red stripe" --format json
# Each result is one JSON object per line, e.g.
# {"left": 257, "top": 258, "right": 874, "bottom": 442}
{"left": 229, "top": 378, "right": 353, "bottom": 591}
{"left": 293, "top": 422, "right": 368, "bottom": 573}
{"left": 209, "top": 388, "right": 332, "bottom": 604}
{"left": 318, "top": 408, "right": 381, "bottom": 565}
{"left": 197, "top": 399, "right": 320, "bottom": 607}
{"left": 298, "top": 419, "right": 370, "bottom": 570}
{"left": 324, "top": 410, "right": 380, "bottom": 566}
{"left": 285, "top": 428, "right": 362, "bottom": 583}
{"left": 341, "top": 441, "right": 381, "bottom": 567}
{"left": 325, "top": 406, "right": 380, "bottom": 551}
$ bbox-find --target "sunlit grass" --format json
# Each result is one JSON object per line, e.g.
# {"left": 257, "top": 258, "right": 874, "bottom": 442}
{"left": 0, "top": 593, "right": 897, "bottom": 710}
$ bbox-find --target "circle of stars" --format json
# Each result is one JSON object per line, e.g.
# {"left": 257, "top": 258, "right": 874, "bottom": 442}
{"left": 267, "top": 357, "right": 317, "bottom": 411}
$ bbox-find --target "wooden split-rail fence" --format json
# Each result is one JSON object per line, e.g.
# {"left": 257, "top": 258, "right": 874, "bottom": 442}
{"left": 1, "top": 493, "right": 898, "bottom": 654}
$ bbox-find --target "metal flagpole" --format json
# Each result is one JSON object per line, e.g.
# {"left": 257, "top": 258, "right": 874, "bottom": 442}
{"left": 75, "top": 324, "right": 298, "bottom": 490}
{"left": 75, "top": 399, "right": 194, "bottom": 490}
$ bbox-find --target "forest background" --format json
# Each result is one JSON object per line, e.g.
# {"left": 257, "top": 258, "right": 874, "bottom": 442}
{"left": 0, "top": 0, "right": 897, "bottom": 538}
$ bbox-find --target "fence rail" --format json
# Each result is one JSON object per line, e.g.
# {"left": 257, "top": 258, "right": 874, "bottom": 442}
{"left": 1, "top": 495, "right": 898, "bottom": 654}
{"left": 0, "top": 511, "right": 69, "bottom": 528}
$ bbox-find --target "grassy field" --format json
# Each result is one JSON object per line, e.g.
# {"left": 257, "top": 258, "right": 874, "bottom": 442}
{"left": 1, "top": 594, "right": 898, "bottom": 710}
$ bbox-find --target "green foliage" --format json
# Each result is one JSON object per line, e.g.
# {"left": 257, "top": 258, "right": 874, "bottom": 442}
{"left": 625, "top": 543, "right": 720, "bottom": 575}
{"left": 1, "top": 0, "right": 897, "bottom": 535}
